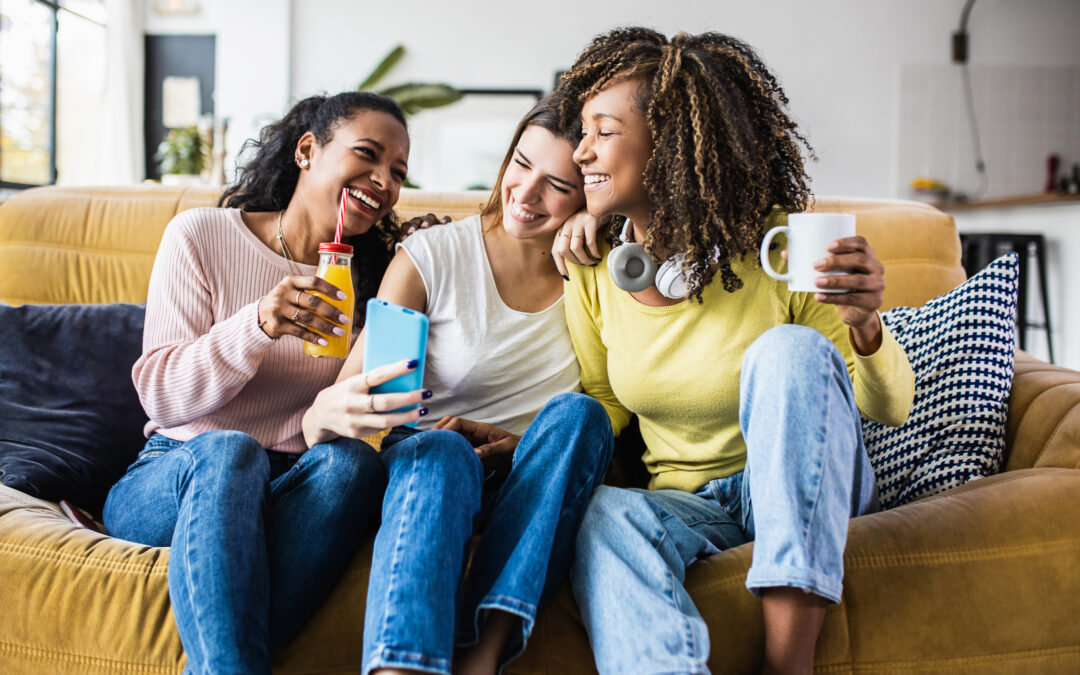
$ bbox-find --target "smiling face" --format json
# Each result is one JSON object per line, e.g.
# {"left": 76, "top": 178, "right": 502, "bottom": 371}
{"left": 500, "top": 125, "right": 584, "bottom": 240}
{"left": 573, "top": 77, "right": 654, "bottom": 226}
{"left": 298, "top": 109, "right": 410, "bottom": 237}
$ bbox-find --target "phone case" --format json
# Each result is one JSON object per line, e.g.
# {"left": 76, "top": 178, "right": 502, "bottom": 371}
{"left": 362, "top": 298, "right": 429, "bottom": 426}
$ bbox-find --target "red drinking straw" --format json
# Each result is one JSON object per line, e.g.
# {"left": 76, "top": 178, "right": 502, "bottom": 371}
{"left": 334, "top": 188, "right": 347, "bottom": 264}
{"left": 336, "top": 188, "right": 346, "bottom": 244}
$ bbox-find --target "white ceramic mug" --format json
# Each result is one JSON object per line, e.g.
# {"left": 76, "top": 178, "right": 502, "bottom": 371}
{"left": 759, "top": 213, "right": 856, "bottom": 293}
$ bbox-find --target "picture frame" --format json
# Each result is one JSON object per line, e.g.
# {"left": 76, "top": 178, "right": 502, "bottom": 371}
{"left": 406, "top": 88, "right": 543, "bottom": 192}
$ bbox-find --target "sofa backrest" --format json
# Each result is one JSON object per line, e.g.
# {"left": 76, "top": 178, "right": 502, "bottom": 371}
{"left": 0, "top": 185, "right": 963, "bottom": 309}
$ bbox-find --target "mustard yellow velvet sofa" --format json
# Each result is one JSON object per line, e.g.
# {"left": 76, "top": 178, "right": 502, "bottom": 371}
{"left": 1, "top": 185, "right": 1078, "bottom": 674}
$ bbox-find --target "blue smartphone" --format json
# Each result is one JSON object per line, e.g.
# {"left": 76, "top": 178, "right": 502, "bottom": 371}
{"left": 362, "top": 298, "right": 429, "bottom": 427}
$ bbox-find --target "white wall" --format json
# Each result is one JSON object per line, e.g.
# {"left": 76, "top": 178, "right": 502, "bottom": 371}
{"left": 142, "top": 0, "right": 1080, "bottom": 368}
{"left": 288, "top": 0, "right": 1080, "bottom": 198}
{"left": 144, "top": 0, "right": 1080, "bottom": 196}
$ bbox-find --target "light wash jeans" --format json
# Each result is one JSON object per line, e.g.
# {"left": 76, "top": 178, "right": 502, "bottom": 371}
{"left": 570, "top": 325, "right": 879, "bottom": 674}
{"left": 103, "top": 430, "right": 387, "bottom": 675}
{"left": 362, "top": 392, "right": 614, "bottom": 675}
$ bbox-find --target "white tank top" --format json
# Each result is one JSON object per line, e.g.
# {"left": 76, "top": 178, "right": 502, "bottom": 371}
{"left": 398, "top": 215, "right": 581, "bottom": 435}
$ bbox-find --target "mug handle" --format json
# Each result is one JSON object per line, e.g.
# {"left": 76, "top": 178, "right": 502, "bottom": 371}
{"left": 759, "top": 226, "right": 790, "bottom": 282}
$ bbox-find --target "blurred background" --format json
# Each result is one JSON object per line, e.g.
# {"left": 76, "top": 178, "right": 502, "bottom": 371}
{"left": 2, "top": 0, "right": 1078, "bottom": 366}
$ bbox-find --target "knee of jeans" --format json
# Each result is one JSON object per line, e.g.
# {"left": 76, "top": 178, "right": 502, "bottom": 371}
{"left": 577, "top": 486, "right": 649, "bottom": 549}
{"left": 189, "top": 430, "right": 268, "bottom": 479}
{"left": 539, "top": 393, "right": 612, "bottom": 442}
{"left": 392, "top": 428, "right": 482, "bottom": 485}
{"left": 743, "top": 324, "right": 838, "bottom": 376}
{"left": 541, "top": 391, "right": 603, "bottom": 419}
{"left": 303, "top": 438, "right": 386, "bottom": 490}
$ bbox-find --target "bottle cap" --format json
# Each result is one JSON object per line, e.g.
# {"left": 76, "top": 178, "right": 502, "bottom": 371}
{"left": 318, "top": 242, "right": 354, "bottom": 254}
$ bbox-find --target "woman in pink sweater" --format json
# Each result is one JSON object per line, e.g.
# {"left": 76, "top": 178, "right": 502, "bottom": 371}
{"left": 103, "top": 92, "right": 427, "bottom": 674}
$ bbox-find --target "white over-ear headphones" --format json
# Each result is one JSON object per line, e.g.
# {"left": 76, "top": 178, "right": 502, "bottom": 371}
{"left": 607, "top": 220, "right": 691, "bottom": 299}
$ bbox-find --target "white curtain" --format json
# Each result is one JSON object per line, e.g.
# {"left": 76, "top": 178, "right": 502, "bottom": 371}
{"left": 99, "top": 0, "right": 145, "bottom": 184}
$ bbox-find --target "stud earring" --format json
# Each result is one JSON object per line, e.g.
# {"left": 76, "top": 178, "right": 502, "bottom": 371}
{"left": 299, "top": 159, "right": 309, "bottom": 168}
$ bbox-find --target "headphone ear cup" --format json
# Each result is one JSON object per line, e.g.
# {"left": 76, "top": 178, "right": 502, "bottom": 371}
{"left": 608, "top": 243, "right": 658, "bottom": 292}
{"left": 654, "top": 256, "right": 689, "bottom": 299}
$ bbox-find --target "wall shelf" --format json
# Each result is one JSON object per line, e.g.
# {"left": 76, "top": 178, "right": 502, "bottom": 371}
{"left": 945, "top": 193, "right": 1080, "bottom": 212}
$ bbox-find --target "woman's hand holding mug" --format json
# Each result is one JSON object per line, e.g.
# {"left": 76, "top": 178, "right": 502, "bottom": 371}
{"left": 760, "top": 213, "right": 885, "bottom": 354}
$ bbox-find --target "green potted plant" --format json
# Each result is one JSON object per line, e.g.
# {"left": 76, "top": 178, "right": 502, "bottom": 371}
{"left": 155, "top": 127, "right": 205, "bottom": 185}
{"left": 360, "top": 45, "right": 462, "bottom": 188}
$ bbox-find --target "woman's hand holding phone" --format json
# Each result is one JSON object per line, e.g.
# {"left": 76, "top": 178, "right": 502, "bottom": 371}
{"left": 302, "top": 359, "right": 429, "bottom": 447}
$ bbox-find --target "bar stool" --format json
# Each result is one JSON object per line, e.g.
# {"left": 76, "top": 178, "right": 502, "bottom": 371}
{"left": 959, "top": 233, "right": 1054, "bottom": 363}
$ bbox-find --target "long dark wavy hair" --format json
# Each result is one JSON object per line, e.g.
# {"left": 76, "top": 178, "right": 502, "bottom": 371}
{"left": 481, "top": 96, "right": 583, "bottom": 228}
{"left": 219, "top": 92, "right": 406, "bottom": 323}
{"left": 555, "top": 28, "right": 815, "bottom": 299}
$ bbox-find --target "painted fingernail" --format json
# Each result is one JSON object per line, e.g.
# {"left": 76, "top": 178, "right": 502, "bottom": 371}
{"left": 422, "top": 389, "right": 433, "bottom": 399}
{"left": 339, "top": 314, "right": 349, "bottom": 323}
{"left": 418, "top": 407, "right": 429, "bottom": 416}
{"left": 332, "top": 327, "right": 345, "bottom": 336}
{"left": 317, "top": 338, "right": 328, "bottom": 346}
{"left": 562, "top": 274, "right": 570, "bottom": 281}
{"left": 407, "top": 359, "right": 419, "bottom": 369}
{"left": 337, "top": 291, "right": 347, "bottom": 300}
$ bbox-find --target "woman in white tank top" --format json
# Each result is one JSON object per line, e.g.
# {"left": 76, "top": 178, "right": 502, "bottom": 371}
{"left": 302, "top": 98, "right": 614, "bottom": 674}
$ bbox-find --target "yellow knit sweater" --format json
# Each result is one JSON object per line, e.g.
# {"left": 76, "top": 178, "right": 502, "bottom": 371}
{"left": 564, "top": 246, "right": 914, "bottom": 492}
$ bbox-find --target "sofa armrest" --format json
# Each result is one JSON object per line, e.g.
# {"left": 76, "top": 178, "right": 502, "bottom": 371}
{"left": 0, "top": 485, "right": 182, "bottom": 671}
{"left": 1004, "top": 351, "right": 1080, "bottom": 471}
{"left": 680, "top": 468, "right": 1080, "bottom": 672}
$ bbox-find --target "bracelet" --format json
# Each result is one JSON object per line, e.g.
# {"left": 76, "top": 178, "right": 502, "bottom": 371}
{"left": 257, "top": 297, "right": 279, "bottom": 341}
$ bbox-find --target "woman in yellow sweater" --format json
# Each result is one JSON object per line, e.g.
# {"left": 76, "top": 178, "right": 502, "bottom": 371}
{"left": 553, "top": 28, "right": 913, "bottom": 674}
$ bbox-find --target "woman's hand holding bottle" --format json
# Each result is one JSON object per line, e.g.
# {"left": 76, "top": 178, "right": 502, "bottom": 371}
{"left": 258, "top": 275, "right": 351, "bottom": 345}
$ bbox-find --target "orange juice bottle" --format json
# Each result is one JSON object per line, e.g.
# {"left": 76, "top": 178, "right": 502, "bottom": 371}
{"left": 304, "top": 242, "right": 354, "bottom": 358}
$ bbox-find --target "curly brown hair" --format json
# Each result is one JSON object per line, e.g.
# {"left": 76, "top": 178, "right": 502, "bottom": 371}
{"left": 219, "top": 92, "right": 404, "bottom": 324}
{"left": 555, "top": 27, "right": 815, "bottom": 298}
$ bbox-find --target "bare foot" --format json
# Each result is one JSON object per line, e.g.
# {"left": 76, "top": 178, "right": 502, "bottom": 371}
{"left": 453, "top": 610, "right": 517, "bottom": 675}
{"left": 760, "top": 586, "right": 828, "bottom": 675}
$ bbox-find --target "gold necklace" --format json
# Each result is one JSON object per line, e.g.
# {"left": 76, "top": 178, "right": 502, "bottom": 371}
{"left": 276, "top": 210, "right": 299, "bottom": 276}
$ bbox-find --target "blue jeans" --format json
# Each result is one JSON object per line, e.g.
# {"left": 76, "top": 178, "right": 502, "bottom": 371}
{"left": 103, "top": 430, "right": 387, "bottom": 675}
{"left": 570, "top": 325, "right": 879, "bottom": 674}
{"left": 362, "top": 392, "right": 614, "bottom": 675}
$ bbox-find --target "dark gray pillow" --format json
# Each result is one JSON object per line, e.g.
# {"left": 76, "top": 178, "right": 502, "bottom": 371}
{"left": 0, "top": 303, "right": 147, "bottom": 513}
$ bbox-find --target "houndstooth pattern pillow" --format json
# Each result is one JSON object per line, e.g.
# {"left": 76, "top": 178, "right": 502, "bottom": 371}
{"left": 863, "top": 253, "right": 1018, "bottom": 510}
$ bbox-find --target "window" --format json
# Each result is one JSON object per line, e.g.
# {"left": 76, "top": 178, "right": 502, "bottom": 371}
{"left": 0, "top": 0, "right": 105, "bottom": 189}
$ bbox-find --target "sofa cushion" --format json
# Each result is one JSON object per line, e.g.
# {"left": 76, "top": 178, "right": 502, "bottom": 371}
{"left": 863, "top": 253, "right": 1018, "bottom": 509}
{"left": 0, "top": 303, "right": 147, "bottom": 513}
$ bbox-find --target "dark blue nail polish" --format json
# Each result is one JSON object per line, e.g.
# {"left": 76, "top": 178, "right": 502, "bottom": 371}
{"left": 562, "top": 274, "right": 570, "bottom": 281}
{"left": 422, "top": 389, "right": 433, "bottom": 399}
{"left": 418, "top": 407, "right": 429, "bottom": 416}
{"left": 589, "top": 263, "right": 598, "bottom": 267}
{"left": 407, "top": 359, "right": 419, "bottom": 369}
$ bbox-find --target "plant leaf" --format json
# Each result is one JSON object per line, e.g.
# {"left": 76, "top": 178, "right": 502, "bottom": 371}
{"left": 358, "top": 45, "right": 405, "bottom": 91}
{"left": 380, "top": 83, "right": 462, "bottom": 114}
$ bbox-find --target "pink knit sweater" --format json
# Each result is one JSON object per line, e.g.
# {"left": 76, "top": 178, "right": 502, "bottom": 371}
{"left": 133, "top": 208, "right": 344, "bottom": 453}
